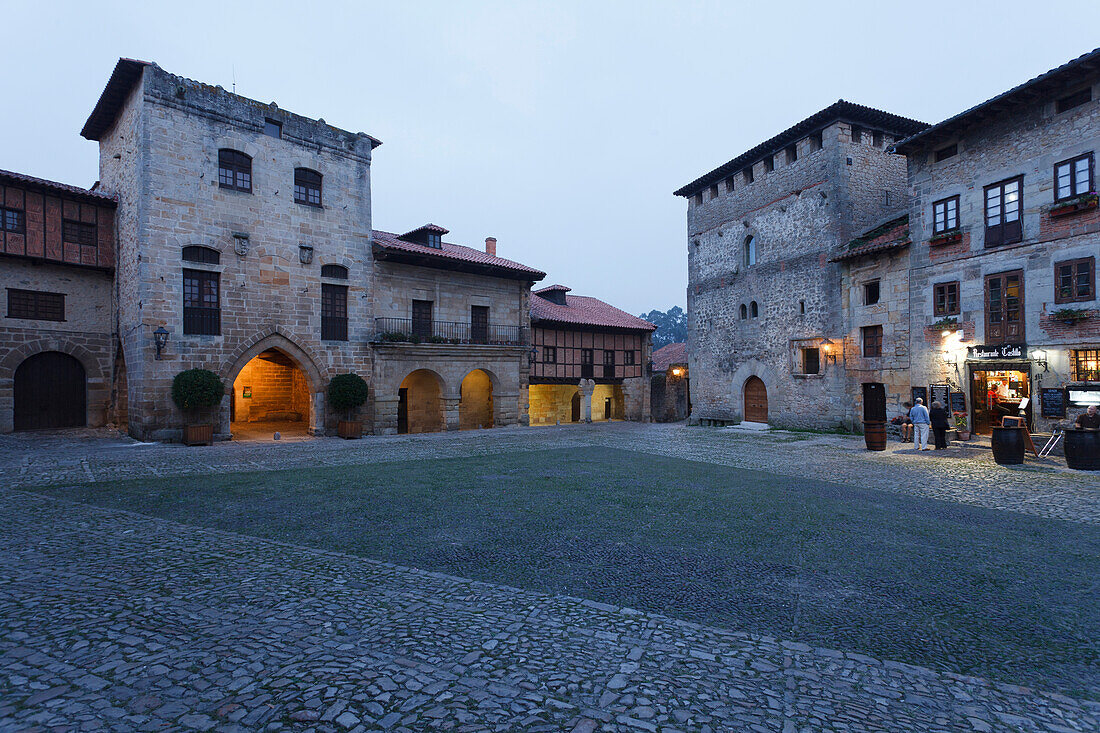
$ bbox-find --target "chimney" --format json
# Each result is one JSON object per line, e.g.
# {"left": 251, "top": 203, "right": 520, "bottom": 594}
{"left": 485, "top": 237, "right": 497, "bottom": 257}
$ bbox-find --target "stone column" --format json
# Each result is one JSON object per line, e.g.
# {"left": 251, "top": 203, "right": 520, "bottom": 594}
{"left": 579, "top": 379, "right": 594, "bottom": 423}
{"left": 443, "top": 395, "right": 461, "bottom": 431}
{"left": 309, "top": 391, "right": 324, "bottom": 435}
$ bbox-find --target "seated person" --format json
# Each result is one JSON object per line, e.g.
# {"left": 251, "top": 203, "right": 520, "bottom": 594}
{"left": 1075, "top": 405, "right": 1100, "bottom": 429}
{"left": 890, "top": 402, "right": 914, "bottom": 441}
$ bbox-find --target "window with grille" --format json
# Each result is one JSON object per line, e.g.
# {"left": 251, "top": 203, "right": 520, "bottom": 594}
{"left": 7, "top": 288, "right": 64, "bottom": 321}
{"left": 934, "top": 281, "right": 960, "bottom": 316}
{"left": 321, "top": 264, "right": 348, "bottom": 279}
{"left": 294, "top": 168, "right": 322, "bottom": 206}
{"left": 321, "top": 283, "right": 348, "bottom": 341}
{"left": 1055, "top": 257, "right": 1095, "bottom": 304}
{"left": 1, "top": 207, "right": 24, "bottom": 233}
{"left": 543, "top": 346, "right": 557, "bottom": 364}
{"left": 1071, "top": 349, "right": 1100, "bottom": 381}
{"left": 182, "top": 246, "right": 220, "bottom": 264}
{"left": 62, "top": 220, "right": 96, "bottom": 247}
{"left": 861, "top": 325, "right": 883, "bottom": 358}
{"left": 932, "top": 195, "right": 959, "bottom": 234}
{"left": 1054, "top": 153, "right": 1093, "bottom": 202}
{"left": 218, "top": 149, "right": 252, "bottom": 192}
{"left": 984, "top": 177, "right": 1022, "bottom": 247}
{"left": 183, "top": 269, "right": 220, "bottom": 335}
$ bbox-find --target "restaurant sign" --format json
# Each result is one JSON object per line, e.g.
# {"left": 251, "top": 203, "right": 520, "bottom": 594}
{"left": 967, "top": 343, "right": 1026, "bottom": 360}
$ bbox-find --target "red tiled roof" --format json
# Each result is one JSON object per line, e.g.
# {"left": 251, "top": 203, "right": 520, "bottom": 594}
{"left": 400, "top": 223, "right": 449, "bottom": 238}
{"left": 81, "top": 58, "right": 150, "bottom": 141}
{"left": 830, "top": 214, "right": 910, "bottom": 262}
{"left": 652, "top": 342, "right": 688, "bottom": 371}
{"left": 531, "top": 288, "right": 656, "bottom": 331}
{"left": 372, "top": 229, "right": 546, "bottom": 280}
{"left": 0, "top": 169, "right": 116, "bottom": 204}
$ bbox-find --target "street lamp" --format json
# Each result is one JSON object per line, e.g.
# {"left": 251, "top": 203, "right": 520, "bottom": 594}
{"left": 528, "top": 345, "right": 538, "bottom": 363}
{"left": 821, "top": 337, "right": 837, "bottom": 363}
{"left": 153, "top": 326, "right": 170, "bottom": 360}
{"left": 1032, "top": 348, "right": 1049, "bottom": 373}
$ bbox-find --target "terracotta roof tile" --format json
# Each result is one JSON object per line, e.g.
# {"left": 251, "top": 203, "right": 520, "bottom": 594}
{"left": 372, "top": 229, "right": 545, "bottom": 279}
{"left": 0, "top": 169, "right": 117, "bottom": 204}
{"left": 830, "top": 214, "right": 910, "bottom": 262}
{"left": 652, "top": 342, "right": 688, "bottom": 371}
{"left": 531, "top": 288, "right": 656, "bottom": 331}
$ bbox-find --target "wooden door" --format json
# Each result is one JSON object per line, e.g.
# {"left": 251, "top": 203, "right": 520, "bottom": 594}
{"left": 744, "top": 377, "right": 768, "bottom": 423}
{"left": 397, "top": 388, "right": 408, "bottom": 434}
{"left": 570, "top": 391, "right": 581, "bottom": 422}
{"left": 412, "top": 300, "right": 433, "bottom": 339}
{"left": 13, "top": 352, "right": 86, "bottom": 430}
{"left": 471, "top": 306, "right": 489, "bottom": 344}
{"left": 985, "top": 270, "right": 1024, "bottom": 344}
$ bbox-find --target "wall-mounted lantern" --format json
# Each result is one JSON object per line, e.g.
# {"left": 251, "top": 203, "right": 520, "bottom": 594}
{"left": 528, "top": 346, "right": 538, "bottom": 363}
{"left": 821, "top": 337, "right": 838, "bottom": 363}
{"left": 153, "top": 326, "right": 170, "bottom": 360}
{"left": 1032, "top": 348, "right": 1049, "bottom": 373}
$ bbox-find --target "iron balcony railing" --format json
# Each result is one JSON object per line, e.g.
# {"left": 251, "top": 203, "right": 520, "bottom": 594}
{"left": 374, "top": 317, "right": 529, "bottom": 346}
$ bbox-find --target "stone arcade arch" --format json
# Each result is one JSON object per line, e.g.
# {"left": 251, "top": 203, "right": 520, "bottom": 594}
{"left": 398, "top": 369, "right": 446, "bottom": 434}
{"left": 459, "top": 369, "right": 496, "bottom": 430}
{"left": 223, "top": 334, "right": 325, "bottom": 438}
{"left": 1, "top": 339, "right": 107, "bottom": 433}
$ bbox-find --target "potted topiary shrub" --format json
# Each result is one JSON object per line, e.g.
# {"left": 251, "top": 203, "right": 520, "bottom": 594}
{"left": 171, "top": 368, "right": 225, "bottom": 446}
{"left": 328, "top": 373, "right": 369, "bottom": 439}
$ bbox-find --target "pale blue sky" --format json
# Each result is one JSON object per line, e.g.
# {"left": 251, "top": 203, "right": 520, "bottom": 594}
{"left": 2, "top": 1, "right": 1098, "bottom": 313}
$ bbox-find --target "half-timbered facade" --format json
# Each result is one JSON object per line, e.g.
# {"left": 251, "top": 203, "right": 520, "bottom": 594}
{"left": 529, "top": 285, "right": 654, "bottom": 424}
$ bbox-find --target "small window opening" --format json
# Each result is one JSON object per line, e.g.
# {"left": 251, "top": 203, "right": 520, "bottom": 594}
{"left": 763, "top": 156, "right": 774, "bottom": 173}
{"left": 864, "top": 280, "right": 881, "bottom": 305}
{"left": 785, "top": 145, "right": 797, "bottom": 164}
{"left": 935, "top": 144, "right": 958, "bottom": 162}
{"left": 264, "top": 118, "right": 282, "bottom": 138}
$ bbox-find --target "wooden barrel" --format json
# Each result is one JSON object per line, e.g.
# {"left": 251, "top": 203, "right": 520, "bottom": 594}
{"left": 1064, "top": 429, "right": 1100, "bottom": 471}
{"left": 991, "top": 427, "right": 1025, "bottom": 465}
{"left": 864, "top": 421, "right": 886, "bottom": 451}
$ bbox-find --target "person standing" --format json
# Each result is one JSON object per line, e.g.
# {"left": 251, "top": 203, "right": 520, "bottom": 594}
{"left": 910, "top": 398, "right": 931, "bottom": 451}
{"left": 929, "top": 400, "right": 950, "bottom": 450}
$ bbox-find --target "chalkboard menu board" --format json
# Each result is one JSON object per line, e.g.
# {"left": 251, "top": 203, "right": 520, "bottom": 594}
{"left": 930, "top": 384, "right": 949, "bottom": 407}
{"left": 1041, "top": 388, "right": 1066, "bottom": 418}
{"left": 911, "top": 386, "right": 927, "bottom": 405}
{"left": 949, "top": 391, "right": 967, "bottom": 414}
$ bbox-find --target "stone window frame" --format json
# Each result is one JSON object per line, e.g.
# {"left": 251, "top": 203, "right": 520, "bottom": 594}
{"left": 1054, "top": 256, "right": 1095, "bottom": 304}
{"left": 863, "top": 280, "right": 881, "bottom": 306}
{"left": 932, "top": 195, "right": 959, "bottom": 235}
{"left": 320, "top": 264, "right": 349, "bottom": 279}
{"left": 182, "top": 268, "right": 221, "bottom": 336}
{"left": 739, "top": 303, "right": 747, "bottom": 320}
{"left": 1053, "top": 152, "right": 1094, "bottom": 202}
{"left": 785, "top": 144, "right": 797, "bottom": 164}
{"left": 743, "top": 235, "right": 757, "bottom": 267}
{"left": 934, "top": 281, "right": 960, "bottom": 316}
{"left": 861, "top": 324, "right": 883, "bottom": 358}
{"left": 763, "top": 156, "right": 775, "bottom": 173}
{"left": 850, "top": 125, "right": 863, "bottom": 144}
{"left": 808, "top": 131, "right": 823, "bottom": 153}
{"left": 217, "top": 149, "right": 253, "bottom": 193}
{"left": 724, "top": 177, "right": 735, "bottom": 193}
{"left": 182, "top": 245, "right": 221, "bottom": 265}
{"left": 743, "top": 167, "right": 754, "bottom": 185}
{"left": 708, "top": 184, "right": 719, "bottom": 200}
{"left": 263, "top": 118, "right": 282, "bottom": 139}
{"left": 321, "top": 283, "right": 349, "bottom": 341}
{"left": 789, "top": 338, "right": 824, "bottom": 378}
{"left": 294, "top": 168, "right": 323, "bottom": 207}
{"left": 750, "top": 301, "right": 759, "bottom": 319}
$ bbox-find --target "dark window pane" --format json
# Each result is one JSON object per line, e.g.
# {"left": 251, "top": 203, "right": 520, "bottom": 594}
{"left": 294, "top": 168, "right": 322, "bottom": 206}
{"left": 62, "top": 220, "right": 97, "bottom": 247}
{"left": 321, "top": 264, "right": 348, "bottom": 279}
{"left": 218, "top": 149, "right": 252, "bottom": 193}
{"left": 183, "top": 269, "right": 220, "bottom": 335}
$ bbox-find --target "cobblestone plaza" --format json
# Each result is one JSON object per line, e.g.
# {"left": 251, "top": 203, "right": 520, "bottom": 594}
{"left": 1, "top": 423, "right": 1098, "bottom": 732}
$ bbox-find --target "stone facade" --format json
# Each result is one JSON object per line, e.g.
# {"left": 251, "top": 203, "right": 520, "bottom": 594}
{"left": 0, "top": 171, "right": 118, "bottom": 432}
{"left": 896, "top": 58, "right": 1100, "bottom": 435}
{"left": 679, "top": 103, "right": 927, "bottom": 428}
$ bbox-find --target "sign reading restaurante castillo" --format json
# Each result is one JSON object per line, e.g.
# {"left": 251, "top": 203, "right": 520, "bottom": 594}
{"left": 967, "top": 343, "right": 1026, "bottom": 360}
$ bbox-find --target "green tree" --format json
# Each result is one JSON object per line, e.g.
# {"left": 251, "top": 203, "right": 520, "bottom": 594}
{"left": 639, "top": 306, "right": 687, "bottom": 349}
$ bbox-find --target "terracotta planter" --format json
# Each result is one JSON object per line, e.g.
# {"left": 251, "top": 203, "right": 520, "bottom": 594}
{"left": 1050, "top": 197, "right": 1098, "bottom": 217}
{"left": 337, "top": 420, "right": 362, "bottom": 439}
{"left": 183, "top": 424, "right": 213, "bottom": 446}
{"left": 956, "top": 430, "right": 970, "bottom": 441}
{"left": 929, "top": 231, "right": 962, "bottom": 246}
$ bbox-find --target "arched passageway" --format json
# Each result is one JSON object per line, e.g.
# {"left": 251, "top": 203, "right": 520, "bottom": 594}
{"left": 459, "top": 369, "right": 494, "bottom": 430}
{"left": 231, "top": 348, "right": 313, "bottom": 439}
{"left": 13, "top": 352, "right": 86, "bottom": 430}
{"left": 591, "top": 384, "right": 624, "bottom": 421}
{"left": 398, "top": 369, "right": 444, "bottom": 434}
{"left": 528, "top": 384, "right": 580, "bottom": 425}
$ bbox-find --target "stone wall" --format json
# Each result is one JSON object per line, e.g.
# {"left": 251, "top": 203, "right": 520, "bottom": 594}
{"left": 232, "top": 351, "right": 311, "bottom": 423}
{"left": 905, "top": 74, "right": 1100, "bottom": 434}
{"left": 528, "top": 384, "right": 579, "bottom": 425}
{"left": 96, "top": 64, "right": 376, "bottom": 440}
{"left": 0, "top": 259, "right": 116, "bottom": 432}
{"left": 373, "top": 261, "right": 526, "bottom": 330}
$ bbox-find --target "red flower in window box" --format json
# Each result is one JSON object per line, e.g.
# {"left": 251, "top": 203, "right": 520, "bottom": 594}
{"left": 929, "top": 228, "right": 962, "bottom": 246}
{"left": 1050, "top": 192, "right": 1099, "bottom": 218}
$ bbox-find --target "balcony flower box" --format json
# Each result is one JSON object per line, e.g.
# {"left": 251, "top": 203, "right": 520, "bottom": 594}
{"left": 1050, "top": 193, "right": 1099, "bottom": 218}
{"left": 1051, "top": 308, "right": 1090, "bottom": 326}
{"left": 928, "top": 228, "right": 962, "bottom": 246}
{"left": 931, "top": 316, "right": 959, "bottom": 331}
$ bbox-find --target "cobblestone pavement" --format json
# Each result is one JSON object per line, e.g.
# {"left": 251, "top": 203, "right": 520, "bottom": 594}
{"left": 3, "top": 422, "right": 1098, "bottom": 524}
{"left": 2, "top": 490, "right": 1098, "bottom": 733}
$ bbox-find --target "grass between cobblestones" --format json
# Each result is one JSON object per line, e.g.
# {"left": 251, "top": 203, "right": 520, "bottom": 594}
{"left": 36, "top": 446, "right": 1099, "bottom": 699}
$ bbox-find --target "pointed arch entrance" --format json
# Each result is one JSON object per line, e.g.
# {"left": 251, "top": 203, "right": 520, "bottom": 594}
{"left": 743, "top": 376, "right": 768, "bottom": 423}
{"left": 224, "top": 335, "right": 324, "bottom": 439}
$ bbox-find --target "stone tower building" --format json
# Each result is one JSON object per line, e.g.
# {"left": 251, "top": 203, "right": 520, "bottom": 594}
{"left": 675, "top": 102, "right": 926, "bottom": 428}
{"left": 82, "top": 59, "right": 380, "bottom": 440}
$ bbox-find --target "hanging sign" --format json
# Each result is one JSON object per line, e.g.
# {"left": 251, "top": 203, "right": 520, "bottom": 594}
{"left": 967, "top": 343, "right": 1026, "bottom": 359}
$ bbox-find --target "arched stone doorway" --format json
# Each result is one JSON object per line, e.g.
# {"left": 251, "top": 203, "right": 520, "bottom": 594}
{"left": 459, "top": 369, "right": 494, "bottom": 430}
{"left": 399, "top": 369, "right": 445, "bottom": 434}
{"left": 744, "top": 376, "right": 768, "bottom": 423}
{"left": 231, "top": 349, "right": 314, "bottom": 439}
{"left": 13, "top": 352, "right": 86, "bottom": 430}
